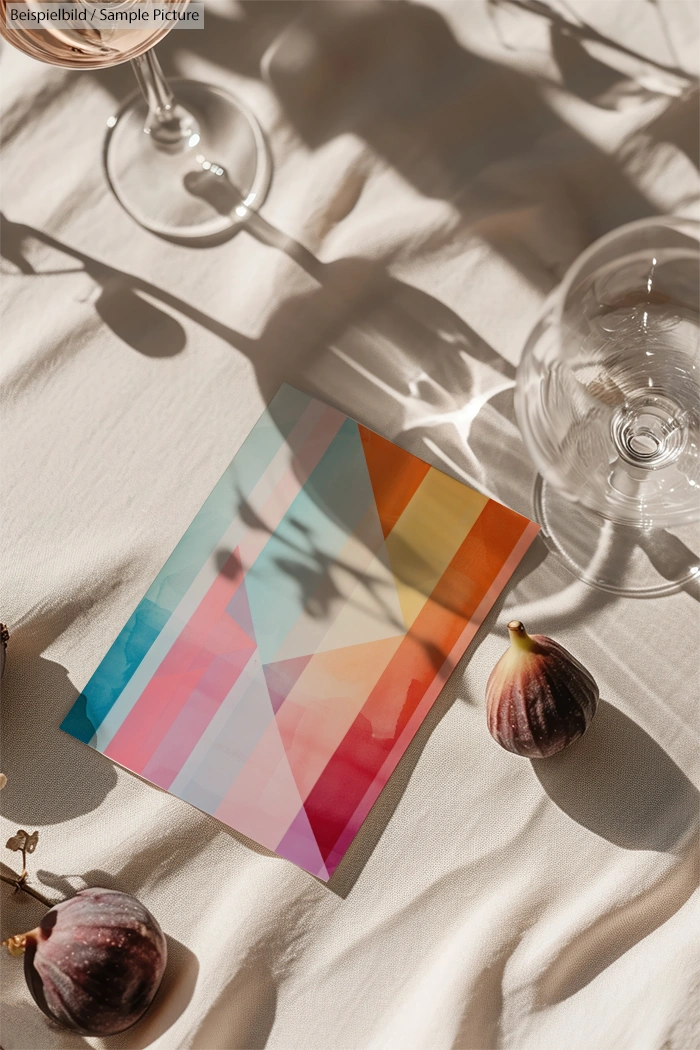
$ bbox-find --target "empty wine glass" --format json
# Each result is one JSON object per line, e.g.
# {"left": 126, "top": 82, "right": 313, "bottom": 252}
{"left": 0, "top": 0, "right": 271, "bottom": 241}
{"left": 516, "top": 216, "right": 700, "bottom": 595}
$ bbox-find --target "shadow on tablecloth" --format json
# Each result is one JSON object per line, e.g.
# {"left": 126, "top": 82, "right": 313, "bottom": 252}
{"left": 530, "top": 698, "right": 699, "bottom": 1005}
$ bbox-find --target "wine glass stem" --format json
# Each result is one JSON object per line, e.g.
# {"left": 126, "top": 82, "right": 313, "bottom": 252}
{"left": 130, "top": 50, "right": 199, "bottom": 151}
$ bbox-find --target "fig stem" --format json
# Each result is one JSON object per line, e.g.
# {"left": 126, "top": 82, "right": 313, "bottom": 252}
{"left": 0, "top": 866, "right": 53, "bottom": 908}
{"left": 507, "top": 620, "right": 537, "bottom": 652}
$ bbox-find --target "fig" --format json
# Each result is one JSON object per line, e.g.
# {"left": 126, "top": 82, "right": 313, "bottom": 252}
{"left": 486, "top": 620, "right": 599, "bottom": 758}
{"left": 4, "top": 887, "right": 167, "bottom": 1035}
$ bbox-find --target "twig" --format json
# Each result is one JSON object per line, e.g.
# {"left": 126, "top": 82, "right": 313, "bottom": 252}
{"left": 501, "top": 0, "right": 690, "bottom": 80}
{"left": 0, "top": 867, "right": 52, "bottom": 908}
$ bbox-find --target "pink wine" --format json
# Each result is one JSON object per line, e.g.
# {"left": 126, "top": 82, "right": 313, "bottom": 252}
{"left": 0, "top": 1, "right": 188, "bottom": 68}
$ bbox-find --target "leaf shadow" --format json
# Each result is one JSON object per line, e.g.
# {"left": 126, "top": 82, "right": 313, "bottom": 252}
{"left": 263, "top": 0, "right": 661, "bottom": 258}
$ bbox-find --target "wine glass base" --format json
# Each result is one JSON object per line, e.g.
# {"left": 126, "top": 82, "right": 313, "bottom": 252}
{"left": 104, "top": 79, "right": 271, "bottom": 243}
{"left": 534, "top": 477, "right": 700, "bottom": 597}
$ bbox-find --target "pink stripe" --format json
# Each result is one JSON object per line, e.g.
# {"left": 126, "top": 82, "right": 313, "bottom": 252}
{"left": 107, "top": 405, "right": 346, "bottom": 779}
{"left": 141, "top": 647, "right": 255, "bottom": 787}
{"left": 105, "top": 551, "right": 250, "bottom": 772}
{"left": 323, "top": 519, "right": 540, "bottom": 876}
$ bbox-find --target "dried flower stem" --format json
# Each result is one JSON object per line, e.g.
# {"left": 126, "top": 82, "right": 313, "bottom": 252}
{"left": 17, "top": 842, "right": 28, "bottom": 882}
{"left": 0, "top": 864, "right": 53, "bottom": 908}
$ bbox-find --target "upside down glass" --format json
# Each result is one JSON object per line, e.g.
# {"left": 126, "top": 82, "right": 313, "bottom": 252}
{"left": 0, "top": 0, "right": 271, "bottom": 240}
{"left": 516, "top": 217, "right": 700, "bottom": 595}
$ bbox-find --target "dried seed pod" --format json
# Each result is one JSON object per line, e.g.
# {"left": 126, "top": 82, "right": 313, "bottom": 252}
{"left": 486, "top": 621, "right": 599, "bottom": 758}
{"left": 0, "top": 623, "right": 8, "bottom": 678}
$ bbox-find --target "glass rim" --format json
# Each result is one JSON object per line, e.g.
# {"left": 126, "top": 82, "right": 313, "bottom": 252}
{"left": 554, "top": 214, "right": 700, "bottom": 327}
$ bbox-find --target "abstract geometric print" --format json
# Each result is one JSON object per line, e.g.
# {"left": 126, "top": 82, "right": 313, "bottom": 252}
{"left": 62, "top": 385, "right": 539, "bottom": 880}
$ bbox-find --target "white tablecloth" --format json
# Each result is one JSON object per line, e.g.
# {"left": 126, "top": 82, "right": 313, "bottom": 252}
{"left": 1, "top": 2, "right": 699, "bottom": 1048}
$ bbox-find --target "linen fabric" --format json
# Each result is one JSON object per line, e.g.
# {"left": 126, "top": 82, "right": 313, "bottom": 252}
{"left": 1, "top": 2, "right": 699, "bottom": 1049}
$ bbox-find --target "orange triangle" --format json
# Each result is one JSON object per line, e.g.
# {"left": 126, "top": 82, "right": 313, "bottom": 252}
{"left": 358, "top": 424, "right": 430, "bottom": 538}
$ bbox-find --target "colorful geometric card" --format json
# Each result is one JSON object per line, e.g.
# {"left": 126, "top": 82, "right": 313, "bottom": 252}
{"left": 62, "top": 385, "right": 539, "bottom": 880}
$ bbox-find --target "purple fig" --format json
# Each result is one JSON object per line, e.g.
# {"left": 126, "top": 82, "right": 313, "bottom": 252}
{"left": 4, "top": 887, "right": 167, "bottom": 1035}
{"left": 486, "top": 621, "right": 599, "bottom": 758}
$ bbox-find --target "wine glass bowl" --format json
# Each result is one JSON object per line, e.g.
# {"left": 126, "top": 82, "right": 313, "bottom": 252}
{"left": 0, "top": 0, "right": 187, "bottom": 67}
{"left": 516, "top": 217, "right": 700, "bottom": 594}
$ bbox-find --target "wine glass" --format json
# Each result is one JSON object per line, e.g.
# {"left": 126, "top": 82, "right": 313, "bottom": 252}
{"left": 516, "top": 216, "right": 700, "bottom": 596}
{"left": 0, "top": 0, "right": 271, "bottom": 241}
